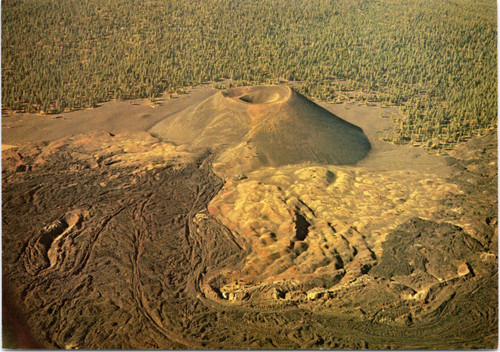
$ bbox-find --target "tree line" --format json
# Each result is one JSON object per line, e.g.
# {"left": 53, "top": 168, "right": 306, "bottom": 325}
{"left": 2, "top": 0, "right": 496, "bottom": 147}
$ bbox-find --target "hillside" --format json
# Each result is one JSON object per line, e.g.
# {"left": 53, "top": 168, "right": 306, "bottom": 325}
{"left": 150, "top": 86, "right": 371, "bottom": 173}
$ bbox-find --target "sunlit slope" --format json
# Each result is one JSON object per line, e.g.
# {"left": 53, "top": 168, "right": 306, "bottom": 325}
{"left": 150, "top": 86, "right": 370, "bottom": 172}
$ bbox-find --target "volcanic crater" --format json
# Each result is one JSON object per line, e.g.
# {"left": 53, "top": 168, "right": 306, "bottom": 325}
{"left": 150, "top": 85, "right": 371, "bottom": 174}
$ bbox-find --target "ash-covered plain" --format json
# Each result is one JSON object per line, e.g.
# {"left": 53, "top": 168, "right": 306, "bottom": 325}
{"left": 2, "top": 86, "right": 497, "bottom": 349}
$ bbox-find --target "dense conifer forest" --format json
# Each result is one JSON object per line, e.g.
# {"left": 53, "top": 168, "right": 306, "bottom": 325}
{"left": 2, "top": 0, "right": 497, "bottom": 147}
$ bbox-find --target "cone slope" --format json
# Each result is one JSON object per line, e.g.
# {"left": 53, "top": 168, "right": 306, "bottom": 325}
{"left": 149, "top": 85, "right": 371, "bottom": 172}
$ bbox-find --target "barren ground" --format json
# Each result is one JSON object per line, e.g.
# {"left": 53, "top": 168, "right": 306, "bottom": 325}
{"left": 2, "top": 87, "right": 497, "bottom": 349}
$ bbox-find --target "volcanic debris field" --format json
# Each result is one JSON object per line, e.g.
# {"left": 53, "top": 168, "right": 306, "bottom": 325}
{"left": 2, "top": 86, "right": 498, "bottom": 349}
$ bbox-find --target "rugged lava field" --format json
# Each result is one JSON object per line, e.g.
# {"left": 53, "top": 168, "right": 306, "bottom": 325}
{"left": 2, "top": 86, "right": 497, "bottom": 349}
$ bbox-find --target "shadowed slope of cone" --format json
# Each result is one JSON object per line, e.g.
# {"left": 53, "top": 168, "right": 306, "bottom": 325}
{"left": 150, "top": 86, "right": 370, "bottom": 172}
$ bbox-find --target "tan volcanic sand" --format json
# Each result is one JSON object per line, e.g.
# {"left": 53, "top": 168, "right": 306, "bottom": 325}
{"left": 2, "top": 144, "right": 17, "bottom": 151}
{"left": 1, "top": 86, "right": 217, "bottom": 146}
{"left": 3, "top": 130, "right": 193, "bottom": 175}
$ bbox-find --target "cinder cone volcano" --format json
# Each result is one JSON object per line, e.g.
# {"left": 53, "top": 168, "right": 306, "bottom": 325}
{"left": 150, "top": 85, "right": 370, "bottom": 172}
